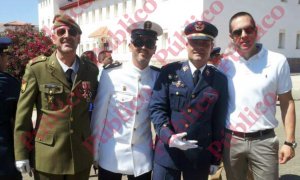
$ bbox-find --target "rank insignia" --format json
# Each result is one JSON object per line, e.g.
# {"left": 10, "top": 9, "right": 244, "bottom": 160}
{"left": 183, "top": 65, "right": 189, "bottom": 72}
{"left": 205, "top": 69, "right": 211, "bottom": 76}
{"left": 80, "top": 81, "right": 92, "bottom": 102}
{"left": 21, "top": 80, "right": 27, "bottom": 93}
{"left": 168, "top": 74, "right": 173, "bottom": 80}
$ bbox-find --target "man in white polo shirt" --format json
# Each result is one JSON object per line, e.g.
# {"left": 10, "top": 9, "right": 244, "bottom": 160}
{"left": 219, "top": 12, "right": 296, "bottom": 180}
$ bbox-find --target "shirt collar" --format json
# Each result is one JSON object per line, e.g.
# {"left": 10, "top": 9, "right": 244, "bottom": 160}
{"left": 57, "top": 56, "right": 79, "bottom": 73}
{"left": 188, "top": 61, "right": 206, "bottom": 75}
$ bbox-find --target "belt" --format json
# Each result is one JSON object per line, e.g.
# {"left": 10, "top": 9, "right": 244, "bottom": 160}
{"left": 225, "top": 128, "right": 274, "bottom": 139}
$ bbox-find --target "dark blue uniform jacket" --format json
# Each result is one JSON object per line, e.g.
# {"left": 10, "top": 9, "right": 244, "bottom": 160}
{"left": 150, "top": 61, "right": 228, "bottom": 170}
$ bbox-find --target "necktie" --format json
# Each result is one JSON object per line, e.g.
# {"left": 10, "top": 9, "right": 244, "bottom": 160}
{"left": 193, "top": 69, "right": 200, "bottom": 85}
{"left": 66, "top": 68, "right": 73, "bottom": 86}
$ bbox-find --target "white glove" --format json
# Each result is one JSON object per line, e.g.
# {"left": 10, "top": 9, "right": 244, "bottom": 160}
{"left": 15, "top": 159, "right": 31, "bottom": 173}
{"left": 169, "top": 132, "right": 198, "bottom": 150}
{"left": 209, "top": 165, "right": 219, "bottom": 175}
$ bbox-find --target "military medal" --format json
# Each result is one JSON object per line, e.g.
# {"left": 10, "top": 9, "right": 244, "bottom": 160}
{"left": 206, "top": 69, "right": 210, "bottom": 76}
{"left": 81, "top": 81, "right": 92, "bottom": 102}
{"left": 183, "top": 65, "right": 189, "bottom": 72}
{"left": 48, "top": 90, "right": 54, "bottom": 103}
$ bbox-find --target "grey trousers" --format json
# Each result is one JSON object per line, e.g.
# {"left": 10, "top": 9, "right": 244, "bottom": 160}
{"left": 223, "top": 131, "right": 279, "bottom": 180}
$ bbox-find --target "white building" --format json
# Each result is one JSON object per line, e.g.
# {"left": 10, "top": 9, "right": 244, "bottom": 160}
{"left": 38, "top": 0, "right": 300, "bottom": 71}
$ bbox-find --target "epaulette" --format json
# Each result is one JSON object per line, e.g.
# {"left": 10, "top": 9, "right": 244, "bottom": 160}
{"left": 28, "top": 55, "right": 47, "bottom": 65}
{"left": 150, "top": 65, "right": 161, "bottom": 72}
{"left": 103, "top": 61, "right": 122, "bottom": 69}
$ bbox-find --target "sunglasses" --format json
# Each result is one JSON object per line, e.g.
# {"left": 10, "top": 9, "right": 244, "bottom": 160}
{"left": 231, "top": 26, "right": 256, "bottom": 37}
{"left": 132, "top": 38, "right": 156, "bottom": 49}
{"left": 54, "top": 27, "right": 78, "bottom": 37}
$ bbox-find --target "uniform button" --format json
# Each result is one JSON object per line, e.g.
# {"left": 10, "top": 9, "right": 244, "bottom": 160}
{"left": 187, "top": 108, "right": 192, "bottom": 113}
{"left": 185, "top": 124, "right": 189, "bottom": 128}
{"left": 133, "top": 127, "right": 137, "bottom": 131}
{"left": 131, "top": 143, "right": 134, "bottom": 146}
{"left": 70, "top": 129, "right": 74, "bottom": 134}
{"left": 136, "top": 111, "right": 139, "bottom": 115}
{"left": 191, "top": 94, "right": 195, "bottom": 98}
{"left": 163, "top": 124, "right": 167, "bottom": 127}
{"left": 176, "top": 92, "right": 179, "bottom": 95}
{"left": 70, "top": 117, "right": 73, "bottom": 122}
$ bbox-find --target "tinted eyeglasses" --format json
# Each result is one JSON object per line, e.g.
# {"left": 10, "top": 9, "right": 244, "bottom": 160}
{"left": 231, "top": 26, "right": 256, "bottom": 37}
{"left": 54, "top": 27, "right": 78, "bottom": 37}
{"left": 132, "top": 38, "right": 156, "bottom": 49}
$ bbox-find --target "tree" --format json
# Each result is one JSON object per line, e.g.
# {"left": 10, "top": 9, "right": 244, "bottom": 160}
{"left": 3, "top": 25, "right": 55, "bottom": 80}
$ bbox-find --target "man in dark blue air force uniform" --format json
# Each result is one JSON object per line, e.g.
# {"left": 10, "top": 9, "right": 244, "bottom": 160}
{"left": 150, "top": 21, "right": 228, "bottom": 180}
{"left": 0, "top": 37, "right": 22, "bottom": 180}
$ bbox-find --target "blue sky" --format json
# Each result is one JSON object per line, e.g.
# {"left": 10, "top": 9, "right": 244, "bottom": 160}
{"left": 0, "top": 0, "right": 38, "bottom": 25}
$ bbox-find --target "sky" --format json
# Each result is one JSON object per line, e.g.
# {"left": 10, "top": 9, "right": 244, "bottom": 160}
{"left": 0, "top": 0, "right": 38, "bottom": 25}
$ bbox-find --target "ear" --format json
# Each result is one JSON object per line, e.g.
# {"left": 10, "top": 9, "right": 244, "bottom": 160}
{"left": 128, "top": 43, "right": 133, "bottom": 52}
{"left": 51, "top": 33, "right": 56, "bottom": 43}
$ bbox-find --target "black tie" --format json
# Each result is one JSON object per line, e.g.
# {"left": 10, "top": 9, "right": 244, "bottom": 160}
{"left": 66, "top": 68, "right": 73, "bottom": 86}
{"left": 193, "top": 69, "right": 200, "bottom": 85}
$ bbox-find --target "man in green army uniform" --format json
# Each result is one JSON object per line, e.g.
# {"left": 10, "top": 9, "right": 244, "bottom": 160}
{"left": 14, "top": 14, "right": 99, "bottom": 179}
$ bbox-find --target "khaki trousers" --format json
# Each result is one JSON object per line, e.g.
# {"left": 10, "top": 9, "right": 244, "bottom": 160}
{"left": 223, "top": 131, "right": 279, "bottom": 180}
{"left": 33, "top": 168, "right": 90, "bottom": 180}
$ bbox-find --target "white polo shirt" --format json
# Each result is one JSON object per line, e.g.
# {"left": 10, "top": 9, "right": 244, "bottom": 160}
{"left": 219, "top": 44, "right": 292, "bottom": 132}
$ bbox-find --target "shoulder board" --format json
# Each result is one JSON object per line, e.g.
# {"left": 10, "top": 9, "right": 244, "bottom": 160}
{"left": 28, "top": 55, "right": 47, "bottom": 65}
{"left": 150, "top": 65, "right": 161, "bottom": 72}
{"left": 103, "top": 61, "right": 122, "bottom": 69}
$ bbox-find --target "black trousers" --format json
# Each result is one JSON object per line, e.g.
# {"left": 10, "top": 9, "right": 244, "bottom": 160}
{"left": 152, "top": 163, "right": 209, "bottom": 180}
{"left": 98, "top": 166, "right": 151, "bottom": 180}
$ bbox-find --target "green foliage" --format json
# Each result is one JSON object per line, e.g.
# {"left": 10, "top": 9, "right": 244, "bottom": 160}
{"left": 3, "top": 25, "right": 55, "bottom": 80}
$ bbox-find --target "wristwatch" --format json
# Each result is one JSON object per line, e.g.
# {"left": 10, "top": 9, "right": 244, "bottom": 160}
{"left": 284, "top": 141, "right": 297, "bottom": 149}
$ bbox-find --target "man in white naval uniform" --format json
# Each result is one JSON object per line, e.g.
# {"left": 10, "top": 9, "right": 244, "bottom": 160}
{"left": 91, "top": 21, "right": 163, "bottom": 180}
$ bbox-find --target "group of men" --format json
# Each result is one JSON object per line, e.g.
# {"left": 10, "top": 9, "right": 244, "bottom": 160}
{"left": 0, "top": 10, "right": 296, "bottom": 180}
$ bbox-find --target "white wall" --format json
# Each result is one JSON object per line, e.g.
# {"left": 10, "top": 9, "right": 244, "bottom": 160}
{"left": 38, "top": 0, "right": 300, "bottom": 62}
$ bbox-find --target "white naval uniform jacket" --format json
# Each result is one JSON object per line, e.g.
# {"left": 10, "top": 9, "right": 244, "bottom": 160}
{"left": 91, "top": 61, "right": 159, "bottom": 177}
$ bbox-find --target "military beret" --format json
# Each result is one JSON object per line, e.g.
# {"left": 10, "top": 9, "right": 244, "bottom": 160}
{"left": 127, "top": 21, "right": 163, "bottom": 40}
{"left": 184, "top": 21, "right": 218, "bottom": 40}
{"left": 0, "top": 37, "right": 12, "bottom": 53}
{"left": 52, "top": 14, "right": 82, "bottom": 34}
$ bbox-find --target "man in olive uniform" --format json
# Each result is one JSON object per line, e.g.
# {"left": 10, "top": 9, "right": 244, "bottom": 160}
{"left": 14, "top": 14, "right": 99, "bottom": 179}
{"left": 0, "top": 37, "right": 22, "bottom": 180}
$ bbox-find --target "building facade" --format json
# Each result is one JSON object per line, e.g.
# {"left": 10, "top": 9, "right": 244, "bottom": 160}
{"left": 38, "top": 0, "right": 300, "bottom": 71}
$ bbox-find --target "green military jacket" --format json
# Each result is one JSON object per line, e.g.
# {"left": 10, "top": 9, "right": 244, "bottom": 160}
{"left": 14, "top": 52, "right": 99, "bottom": 174}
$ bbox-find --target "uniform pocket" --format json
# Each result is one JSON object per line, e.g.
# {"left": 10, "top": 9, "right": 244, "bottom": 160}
{"left": 35, "top": 133, "right": 55, "bottom": 146}
{"left": 169, "top": 86, "right": 188, "bottom": 111}
{"left": 39, "top": 83, "right": 64, "bottom": 110}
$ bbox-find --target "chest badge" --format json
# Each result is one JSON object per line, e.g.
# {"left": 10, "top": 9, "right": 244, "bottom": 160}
{"left": 81, "top": 81, "right": 92, "bottom": 102}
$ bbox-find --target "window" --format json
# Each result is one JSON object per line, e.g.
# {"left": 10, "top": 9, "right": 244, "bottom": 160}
{"left": 123, "top": 39, "right": 128, "bottom": 53}
{"left": 106, "top": 6, "right": 110, "bottom": 19}
{"left": 92, "top": 10, "right": 96, "bottom": 23}
{"left": 278, "top": 31, "right": 285, "bottom": 49}
{"left": 296, "top": 33, "right": 300, "bottom": 49}
{"left": 162, "top": 32, "right": 168, "bottom": 49}
{"left": 132, "top": 0, "right": 136, "bottom": 12}
{"left": 99, "top": 8, "right": 103, "bottom": 20}
{"left": 86, "top": 12, "right": 89, "bottom": 24}
{"left": 123, "top": 0, "right": 127, "bottom": 14}
{"left": 114, "top": 3, "right": 118, "bottom": 17}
